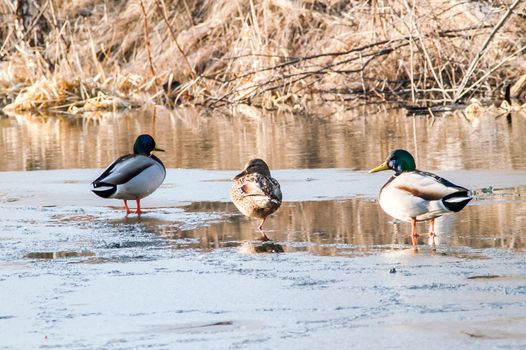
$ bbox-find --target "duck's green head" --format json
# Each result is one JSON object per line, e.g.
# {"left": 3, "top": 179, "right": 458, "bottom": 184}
{"left": 233, "top": 158, "right": 271, "bottom": 179}
{"left": 133, "top": 134, "right": 164, "bottom": 156}
{"left": 369, "top": 149, "right": 416, "bottom": 174}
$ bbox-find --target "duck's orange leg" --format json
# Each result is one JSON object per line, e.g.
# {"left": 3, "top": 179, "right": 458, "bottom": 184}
{"left": 257, "top": 218, "right": 266, "bottom": 230}
{"left": 429, "top": 218, "right": 436, "bottom": 246}
{"left": 411, "top": 218, "right": 418, "bottom": 246}
{"left": 135, "top": 197, "right": 142, "bottom": 214}
{"left": 257, "top": 218, "right": 270, "bottom": 241}
{"left": 123, "top": 200, "right": 132, "bottom": 214}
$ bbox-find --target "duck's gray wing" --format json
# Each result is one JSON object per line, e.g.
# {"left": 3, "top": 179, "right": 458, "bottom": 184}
{"left": 92, "top": 155, "right": 155, "bottom": 187}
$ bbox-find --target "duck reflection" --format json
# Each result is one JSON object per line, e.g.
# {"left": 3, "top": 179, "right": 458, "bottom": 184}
{"left": 239, "top": 240, "right": 285, "bottom": 254}
{"left": 167, "top": 189, "right": 526, "bottom": 254}
{"left": 52, "top": 189, "right": 526, "bottom": 255}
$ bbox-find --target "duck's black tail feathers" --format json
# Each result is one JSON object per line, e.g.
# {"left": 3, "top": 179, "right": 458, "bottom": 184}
{"left": 92, "top": 182, "right": 117, "bottom": 198}
{"left": 442, "top": 191, "right": 472, "bottom": 212}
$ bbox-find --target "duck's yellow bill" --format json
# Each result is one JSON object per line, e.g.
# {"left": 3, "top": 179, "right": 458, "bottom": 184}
{"left": 154, "top": 147, "right": 165, "bottom": 152}
{"left": 369, "top": 162, "right": 389, "bottom": 173}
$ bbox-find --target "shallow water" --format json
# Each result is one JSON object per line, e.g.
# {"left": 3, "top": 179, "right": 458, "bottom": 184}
{"left": 1, "top": 106, "right": 526, "bottom": 171}
{"left": 0, "top": 107, "right": 525, "bottom": 349}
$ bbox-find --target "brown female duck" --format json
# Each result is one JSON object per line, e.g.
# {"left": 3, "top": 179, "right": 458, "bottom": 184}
{"left": 230, "top": 159, "right": 282, "bottom": 238}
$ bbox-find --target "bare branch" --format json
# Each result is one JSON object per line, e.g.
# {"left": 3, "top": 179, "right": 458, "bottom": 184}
{"left": 453, "top": 0, "right": 522, "bottom": 102}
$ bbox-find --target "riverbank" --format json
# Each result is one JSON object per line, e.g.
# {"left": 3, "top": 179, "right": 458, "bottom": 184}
{"left": 1, "top": 0, "right": 525, "bottom": 113}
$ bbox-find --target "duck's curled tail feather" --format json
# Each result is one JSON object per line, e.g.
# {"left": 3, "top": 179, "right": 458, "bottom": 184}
{"left": 442, "top": 191, "right": 472, "bottom": 212}
{"left": 92, "top": 184, "right": 117, "bottom": 198}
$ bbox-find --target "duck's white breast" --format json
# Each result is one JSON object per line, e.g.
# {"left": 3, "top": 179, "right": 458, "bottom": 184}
{"left": 113, "top": 161, "right": 165, "bottom": 200}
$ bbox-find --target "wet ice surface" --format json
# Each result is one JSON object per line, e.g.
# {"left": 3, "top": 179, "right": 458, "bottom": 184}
{"left": 0, "top": 169, "right": 526, "bottom": 349}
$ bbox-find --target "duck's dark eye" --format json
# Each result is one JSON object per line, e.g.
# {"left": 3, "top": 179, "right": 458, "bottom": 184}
{"left": 388, "top": 159, "right": 396, "bottom": 169}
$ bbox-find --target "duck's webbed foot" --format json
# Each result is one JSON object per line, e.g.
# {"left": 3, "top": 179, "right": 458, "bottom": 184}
{"left": 124, "top": 200, "right": 133, "bottom": 215}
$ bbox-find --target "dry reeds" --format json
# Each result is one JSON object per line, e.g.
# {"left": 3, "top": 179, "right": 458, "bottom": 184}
{"left": 0, "top": 0, "right": 525, "bottom": 113}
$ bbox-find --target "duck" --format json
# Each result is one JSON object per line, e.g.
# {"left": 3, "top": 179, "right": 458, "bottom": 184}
{"left": 161, "top": 80, "right": 191, "bottom": 106}
{"left": 92, "top": 134, "right": 166, "bottom": 214}
{"left": 369, "top": 149, "right": 472, "bottom": 246}
{"left": 230, "top": 159, "right": 282, "bottom": 240}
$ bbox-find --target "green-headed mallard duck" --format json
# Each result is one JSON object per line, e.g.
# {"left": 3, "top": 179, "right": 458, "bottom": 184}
{"left": 92, "top": 134, "right": 166, "bottom": 214}
{"left": 230, "top": 159, "right": 282, "bottom": 238}
{"left": 369, "top": 149, "right": 472, "bottom": 246}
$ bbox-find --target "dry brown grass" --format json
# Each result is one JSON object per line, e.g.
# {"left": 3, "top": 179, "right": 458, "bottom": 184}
{"left": 0, "top": 0, "right": 525, "bottom": 114}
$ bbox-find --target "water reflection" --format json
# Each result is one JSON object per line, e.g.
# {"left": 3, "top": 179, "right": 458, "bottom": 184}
{"left": 153, "top": 188, "right": 526, "bottom": 255}
{"left": 24, "top": 250, "right": 95, "bottom": 259}
{"left": 239, "top": 241, "right": 285, "bottom": 254}
{"left": 0, "top": 107, "right": 525, "bottom": 171}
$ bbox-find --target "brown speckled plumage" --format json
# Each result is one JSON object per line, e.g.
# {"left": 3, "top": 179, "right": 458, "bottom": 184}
{"left": 230, "top": 159, "right": 282, "bottom": 233}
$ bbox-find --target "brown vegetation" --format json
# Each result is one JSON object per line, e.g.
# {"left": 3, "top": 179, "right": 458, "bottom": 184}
{"left": 0, "top": 0, "right": 525, "bottom": 114}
